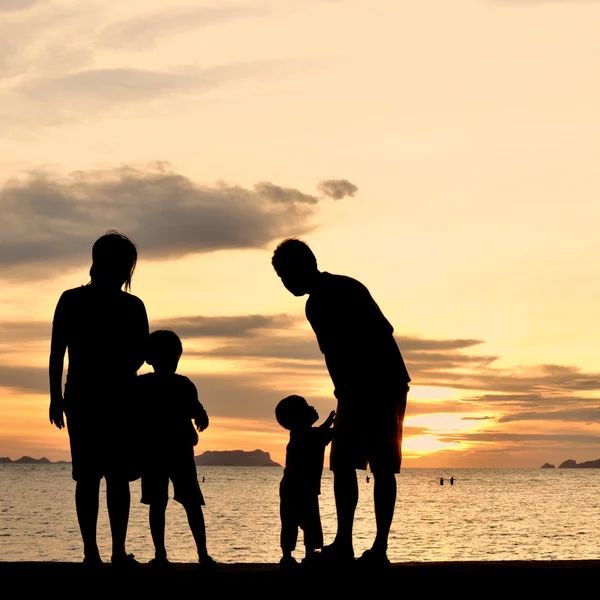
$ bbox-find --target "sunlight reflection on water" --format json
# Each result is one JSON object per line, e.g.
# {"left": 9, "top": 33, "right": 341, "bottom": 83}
{"left": 1, "top": 465, "right": 600, "bottom": 563}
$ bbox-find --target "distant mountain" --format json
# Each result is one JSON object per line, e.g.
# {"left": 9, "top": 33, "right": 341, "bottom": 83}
{"left": 540, "top": 463, "right": 555, "bottom": 469}
{"left": 194, "top": 450, "right": 281, "bottom": 467}
{"left": 558, "top": 459, "right": 600, "bottom": 469}
{"left": 1, "top": 451, "right": 283, "bottom": 467}
{"left": 16, "top": 456, "right": 51, "bottom": 464}
{"left": 0, "top": 456, "right": 68, "bottom": 464}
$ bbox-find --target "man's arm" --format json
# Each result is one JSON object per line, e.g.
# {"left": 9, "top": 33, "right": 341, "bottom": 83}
{"left": 324, "top": 354, "right": 352, "bottom": 401}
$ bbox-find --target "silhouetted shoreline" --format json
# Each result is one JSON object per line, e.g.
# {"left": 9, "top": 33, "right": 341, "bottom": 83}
{"left": 0, "top": 456, "right": 70, "bottom": 464}
{"left": 2, "top": 560, "right": 600, "bottom": 581}
{"left": 195, "top": 450, "right": 281, "bottom": 467}
{"left": 540, "top": 459, "right": 600, "bottom": 468}
{"left": 1, "top": 450, "right": 281, "bottom": 467}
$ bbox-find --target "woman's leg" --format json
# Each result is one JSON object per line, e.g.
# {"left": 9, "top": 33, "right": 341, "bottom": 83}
{"left": 106, "top": 477, "right": 131, "bottom": 561}
{"left": 75, "top": 478, "right": 101, "bottom": 562}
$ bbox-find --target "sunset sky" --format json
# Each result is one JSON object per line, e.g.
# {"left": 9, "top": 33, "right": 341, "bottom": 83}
{"left": 1, "top": 0, "right": 600, "bottom": 468}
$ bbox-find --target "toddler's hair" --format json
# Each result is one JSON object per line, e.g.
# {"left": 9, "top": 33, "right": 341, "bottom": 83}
{"left": 145, "top": 330, "right": 183, "bottom": 365}
{"left": 275, "top": 394, "right": 306, "bottom": 430}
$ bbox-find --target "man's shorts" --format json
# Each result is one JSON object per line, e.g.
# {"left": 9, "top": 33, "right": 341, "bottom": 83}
{"left": 141, "top": 452, "right": 205, "bottom": 508}
{"left": 329, "top": 384, "right": 408, "bottom": 474}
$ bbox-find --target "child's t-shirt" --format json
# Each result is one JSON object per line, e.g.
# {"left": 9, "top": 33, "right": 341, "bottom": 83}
{"left": 281, "top": 427, "right": 334, "bottom": 497}
{"left": 136, "top": 373, "right": 205, "bottom": 461}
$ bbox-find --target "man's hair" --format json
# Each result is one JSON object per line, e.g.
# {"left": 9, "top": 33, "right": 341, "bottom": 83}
{"left": 90, "top": 230, "right": 138, "bottom": 291}
{"left": 271, "top": 238, "right": 317, "bottom": 275}
{"left": 275, "top": 395, "right": 306, "bottom": 430}
{"left": 145, "top": 330, "right": 183, "bottom": 365}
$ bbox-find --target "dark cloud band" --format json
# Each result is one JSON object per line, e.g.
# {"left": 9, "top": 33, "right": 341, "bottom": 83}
{"left": 0, "top": 164, "right": 356, "bottom": 277}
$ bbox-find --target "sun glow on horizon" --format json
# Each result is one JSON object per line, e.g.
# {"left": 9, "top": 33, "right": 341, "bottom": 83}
{"left": 405, "top": 413, "right": 497, "bottom": 433}
{"left": 402, "top": 435, "right": 462, "bottom": 456}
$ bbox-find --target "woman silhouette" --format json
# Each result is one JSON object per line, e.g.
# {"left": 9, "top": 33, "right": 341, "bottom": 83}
{"left": 49, "top": 231, "right": 149, "bottom": 568}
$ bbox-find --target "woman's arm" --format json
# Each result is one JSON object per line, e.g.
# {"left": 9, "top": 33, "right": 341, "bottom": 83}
{"left": 49, "top": 294, "right": 67, "bottom": 429}
{"left": 126, "top": 296, "right": 149, "bottom": 374}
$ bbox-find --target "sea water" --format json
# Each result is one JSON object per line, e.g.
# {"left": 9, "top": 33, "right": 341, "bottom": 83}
{"left": 1, "top": 465, "right": 600, "bottom": 563}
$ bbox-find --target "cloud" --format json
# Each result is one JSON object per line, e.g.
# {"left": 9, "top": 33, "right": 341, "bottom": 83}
{"left": 397, "top": 337, "right": 484, "bottom": 351}
{"left": 407, "top": 360, "right": 600, "bottom": 396}
{"left": 438, "top": 431, "right": 600, "bottom": 445}
{"left": 0, "top": 366, "right": 49, "bottom": 394}
{"left": 11, "top": 58, "right": 324, "bottom": 125}
{"left": 317, "top": 179, "right": 358, "bottom": 201}
{"left": 494, "top": 0, "right": 590, "bottom": 3}
{"left": 188, "top": 336, "right": 324, "bottom": 362}
{"left": 5, "top": 311, "right": 600, "bottom": 430}
{"left": 498, "top": 407, "right": 600, "bottom": 424}
{"left": 0, "top": 2, "right": 94, "bottom": 83}
{"left": 254, "top": 182, "right": 318, "bottom": 205}
{"left": 19, "top": 67, "right": 204, "bottom": 106}
{"left": 0, "top": 320, "right": 51, "bottom": 342}
{"left": 153, "top": 314, "right": 299, "bottom": 338}
{"left": 16, "top": 61, "right": 275, "bottom": 114}
{"left": 100, "top": 5, "right": 270, "bottom": 50}
{"left": 0, "top": 0, "right": 41, "bottom": 12}
{"left": 0, "top": 361, "right": 326, "bottom": 421}
{"left": 0, "top": 163, "right": 347, "bottom": 278}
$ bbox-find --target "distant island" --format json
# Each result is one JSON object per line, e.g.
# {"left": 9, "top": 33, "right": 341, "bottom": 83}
{"left": 0, "top": 456, "right": 69, "bottom": 464}
{"left": 541, "top": 459, "right": 600, "bottom": 469}
{"left": 558, "top": 459, "right": 600, "bottom": 469}
{"left": 1, "top": 451, "right": 281, "bottom": 468}
{"left": 194, "top": 450, "right": 281, "bottom": 467}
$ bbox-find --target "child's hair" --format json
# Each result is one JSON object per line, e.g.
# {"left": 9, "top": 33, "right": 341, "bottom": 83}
{"left": 145, "top": 330, "right": 183, "bottom": 365}
{"left": 271, "top": 238, "right": 317, "bottom": 276}
{"left": 89, "top": 230, "right": 138, "bottom": 291}
{"left": 275, "top": 395, "right": 307, "bottom": 431}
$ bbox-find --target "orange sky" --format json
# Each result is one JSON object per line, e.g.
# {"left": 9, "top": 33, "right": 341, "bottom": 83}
{"left": 1, "top": 0, "right": 600, "bottom": 468}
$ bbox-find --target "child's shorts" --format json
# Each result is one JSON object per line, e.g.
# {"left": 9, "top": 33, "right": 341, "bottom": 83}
{"left": 141, "top": 455, "right": 205, "bottom": 508}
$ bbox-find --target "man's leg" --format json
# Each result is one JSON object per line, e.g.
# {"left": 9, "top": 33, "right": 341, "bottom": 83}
{"left": 75, "top": 478, "right": 102, "bottom": 563}
{"left": 184, "top": 502, "right": 209, "bottom": 560}
{"left": 371, "top": 470, "right": 396, "bottom": 556}
{"left": 330, "top": 467, "right": 358, "bottom": 555}
{"left": 363, "top": 385, "right": 406, "bottom": 560}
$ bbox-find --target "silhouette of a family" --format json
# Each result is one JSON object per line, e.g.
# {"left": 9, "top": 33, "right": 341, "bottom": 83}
{"left": 49, "top": 231, "right": 410, "bottom": 573}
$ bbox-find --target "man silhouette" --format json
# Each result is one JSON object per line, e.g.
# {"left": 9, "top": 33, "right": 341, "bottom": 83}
{"left": 271, "top": 238, "right": 410, "bottom": 567}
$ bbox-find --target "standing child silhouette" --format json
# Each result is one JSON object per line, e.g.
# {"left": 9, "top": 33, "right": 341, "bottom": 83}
{"left": 49, "top": 230, "right": 149, "bottom": 569}
{"left": 137, "top": 330, "right": 216, "bottom": 570}
{"left": 276, "top": 395, "right": 335, "bottom": 570}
